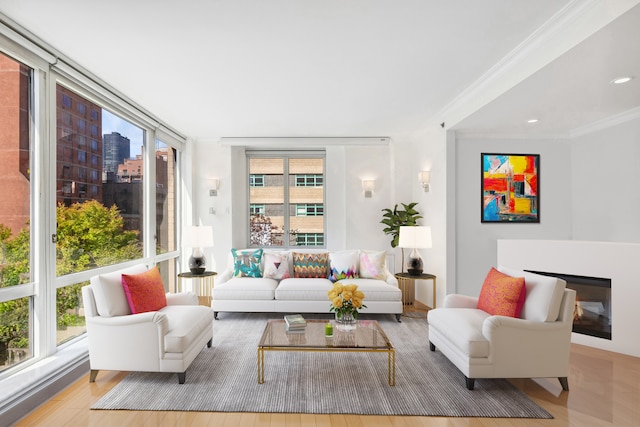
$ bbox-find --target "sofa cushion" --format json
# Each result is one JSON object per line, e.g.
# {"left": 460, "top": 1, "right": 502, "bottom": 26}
{"left": 122, "top": 267, "right": 168, "bottom": 314}
{"left": 263, "top": 251, "right": 291, "bottom": 280}
{"left": 292, "top": 252, "right": 329, "bottom": 278}
{"left": 276, "top": 278, "right": 334, "bottom": 300}
{"left": 359, "top": 250, "right": 387, "bottom": 280}
{"left": 213, "top": 277, "right": 278, "bottom": 300}
{"left": 428, "top": 308, "right": 491, "bottom": 358}
{"left": 498, "top": 265, "right": 566, "bottom": 322}
{"left": 161, "top": 305, "right": 213, "bottom": 353}
{"left": 477, "top": 267, "right": 526, "bottom": 318}
{"left": 90, "top": 263, "right": 149, "bottom": 317}
{"left": 232, "top": 248, "right": 263, "bottom": 278}
{"left": 336, "top": 278, "right": 402, "bottom": 302}
{"left": 329, "top": 250, "right": 359, "bottom": 282}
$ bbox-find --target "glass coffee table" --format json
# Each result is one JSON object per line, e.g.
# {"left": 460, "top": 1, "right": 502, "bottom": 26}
{"left": 257, "top": 319, "right": 396, "bottom": 386}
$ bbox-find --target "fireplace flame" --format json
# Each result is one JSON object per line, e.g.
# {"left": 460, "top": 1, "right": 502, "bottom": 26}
{"left": 574, "top": 300, "right": 584, "bottom": 321}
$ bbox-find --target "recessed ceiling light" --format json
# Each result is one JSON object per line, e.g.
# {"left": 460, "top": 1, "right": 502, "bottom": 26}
{"left": 611, "top": 76, "right": 633, "bottom": 84}
{"left": 527, "top": 119, "right": 539, "bottom": 124}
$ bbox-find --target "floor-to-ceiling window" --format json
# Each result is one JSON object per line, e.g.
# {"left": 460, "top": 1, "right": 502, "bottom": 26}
{"left": 0, "top": 52, "right": 33, "bottom": 372}
{"left": 0, "top": 25, "right": 184, "bottom": 379}
{"left": 248, "top": 152, "right": 325, "bottom": 247}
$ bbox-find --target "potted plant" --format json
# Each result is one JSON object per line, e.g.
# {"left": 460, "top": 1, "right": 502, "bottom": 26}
{"left": 381, "top": 202, "right": 423, "bottom": 269}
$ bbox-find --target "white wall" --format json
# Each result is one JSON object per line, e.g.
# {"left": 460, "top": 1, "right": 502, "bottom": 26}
{"left": 452, "top": 135, "right": 572, "bottom": 296}
{"left": 571, "top": 116, "right": 640, "bottom": 242}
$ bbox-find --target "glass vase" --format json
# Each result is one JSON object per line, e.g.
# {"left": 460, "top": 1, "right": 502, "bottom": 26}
{"left": 335, "top": 311, "right": 356, "bottom": 325}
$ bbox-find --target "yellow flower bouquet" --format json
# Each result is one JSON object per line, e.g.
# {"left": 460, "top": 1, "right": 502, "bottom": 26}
{"left": 328, "top": 283, "right": 367, "bottom": 323}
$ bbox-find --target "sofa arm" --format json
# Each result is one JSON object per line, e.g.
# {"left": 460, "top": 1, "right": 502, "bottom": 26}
{"left": 216, "top": 268, "right": 233, "bottom": 285}
{"left": 443, "top": 294, "right": 478, "bottom": 308}
{"left": 385, "top": 269, "right": 399, "bottom": 286}
{"left": 166, "top": 291, "right": 198, "bottom": 306}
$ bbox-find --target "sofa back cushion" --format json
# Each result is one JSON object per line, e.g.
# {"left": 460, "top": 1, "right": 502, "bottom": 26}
{"left": 122, "top": 266, "right": 168, "bottom": 314}
{"left": 498, "top": 265, "right": 566, "bottom": 322}
{"left": 90, "top": 263, "right": 148, "bottom": 317}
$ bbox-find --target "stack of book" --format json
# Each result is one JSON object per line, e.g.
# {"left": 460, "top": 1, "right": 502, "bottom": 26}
{"left": 284, "top": 314, "right": 307, "bottom": 333}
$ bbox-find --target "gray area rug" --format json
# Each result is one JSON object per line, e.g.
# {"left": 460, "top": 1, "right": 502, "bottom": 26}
{"left": 92, "top": 312, "right": 552, "bottom": 418}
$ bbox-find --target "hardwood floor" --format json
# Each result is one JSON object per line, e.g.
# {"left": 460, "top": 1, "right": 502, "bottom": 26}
{"left": 13, "top": 334, "right": 640, "bottom": 426}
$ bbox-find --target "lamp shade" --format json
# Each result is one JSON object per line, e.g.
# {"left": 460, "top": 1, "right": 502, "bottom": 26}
{"left": 398, "top": 226, "right": 432, "bottom": 249}
{"left": 181, "top": 225, "right": 214, "bottom": 248}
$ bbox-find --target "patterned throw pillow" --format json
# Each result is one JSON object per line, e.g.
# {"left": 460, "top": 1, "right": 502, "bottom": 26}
{"left": 121, "top": 267, "right": 167, "bottom": 314}
{"left": 263, "top": 252, "right": 291, "bottom": 280}
{"left": 329, "top": 250, "right": 359, "bottom": 283}
{"left": 292, "top": 252, "right": 329, "bottom": 278}
{"left": 477, "top": 267, "right": 526, "bottom": 318}
{"left": 359, "top": 250, "right": 387, "bottom": 280}
{"left": 232, "top": 248, "right": 264, "bottom": 278}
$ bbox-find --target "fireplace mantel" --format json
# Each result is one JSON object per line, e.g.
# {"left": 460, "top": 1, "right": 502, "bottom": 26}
{"left": 497, "top": 239, "right": 640, "bottom": 358}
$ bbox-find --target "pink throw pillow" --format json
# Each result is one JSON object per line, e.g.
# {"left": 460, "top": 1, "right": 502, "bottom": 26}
{"left": 477, "top": 267, "right": 526, "bottom": 318}
{"left": 121, "top": 267, "right": 167, "bottom": 314}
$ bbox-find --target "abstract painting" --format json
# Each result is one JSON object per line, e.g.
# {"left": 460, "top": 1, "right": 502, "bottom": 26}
{"left": 481, "top": 153, "right": 539, "bottom": 223}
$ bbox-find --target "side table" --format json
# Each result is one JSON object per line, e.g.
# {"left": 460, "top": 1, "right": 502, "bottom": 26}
{"left": 395, "top": 272, "right": 437, "bottom": 315}
{"left": 177, "top": 271, "right": 217, "bottom": 306}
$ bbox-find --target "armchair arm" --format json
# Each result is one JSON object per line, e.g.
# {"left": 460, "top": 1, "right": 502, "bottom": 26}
{"left": 166, "top": 291, "right": 198, "bottom": 306}
{"left": 385, "top": 269, "right": 399, "bottom": 286}
{"left": 443, "top": 294, "right": 478, "bottom": 308}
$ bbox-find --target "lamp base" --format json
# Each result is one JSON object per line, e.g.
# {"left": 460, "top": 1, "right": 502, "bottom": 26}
{"left": 189, "top": 254, "right": 206, "bottom": 275}
{"left": 406, "top": 255, "right": 423, "bottom": 276}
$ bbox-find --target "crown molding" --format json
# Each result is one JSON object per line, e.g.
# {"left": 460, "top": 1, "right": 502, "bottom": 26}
{"left": 570, "top": 107, "right": 640, "bottom": 137}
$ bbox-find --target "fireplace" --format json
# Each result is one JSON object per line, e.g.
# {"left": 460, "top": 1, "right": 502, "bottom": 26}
{"left": 526, "top": 270, "right": 612, "bottom": 340}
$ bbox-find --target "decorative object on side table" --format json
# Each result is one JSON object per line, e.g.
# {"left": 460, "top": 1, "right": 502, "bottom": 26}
{"left": 328, "top": 283, "right": 366, "bottom": 327}
{"left": 182, "top": 225, "right": 214, "bottom": 274}
{"left": 398, "top": 226, "right": 432, "bottom": 276}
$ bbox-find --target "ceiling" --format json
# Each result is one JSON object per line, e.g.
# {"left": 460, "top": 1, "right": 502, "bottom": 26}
{"left": 0, "top": 0, "right": 638, "bottom": 140}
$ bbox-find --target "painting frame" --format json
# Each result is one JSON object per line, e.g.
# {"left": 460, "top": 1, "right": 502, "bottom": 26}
{"left": 481, "top": 153, "right": 540, "bottom": 223}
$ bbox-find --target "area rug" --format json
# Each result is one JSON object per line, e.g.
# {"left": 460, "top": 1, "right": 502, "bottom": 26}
{"left": 92, "top": 312, "right": 552, "bottom": 418}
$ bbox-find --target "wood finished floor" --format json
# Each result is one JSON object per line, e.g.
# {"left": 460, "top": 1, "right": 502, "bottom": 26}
{"left": 13, "top": 322, "right": 640, "bottom": 426}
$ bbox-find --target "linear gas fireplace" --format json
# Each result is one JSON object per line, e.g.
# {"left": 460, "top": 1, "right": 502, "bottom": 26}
{"left": 526, "top": 270, "right": 612, "bottom": 340}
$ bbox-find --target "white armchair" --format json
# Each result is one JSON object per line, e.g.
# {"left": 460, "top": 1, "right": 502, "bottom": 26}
{"left": 427, "top": 266, "right": 576, "bottom": 390}
{"left": 82, "top": 264, "right": 214, "bottom": 384}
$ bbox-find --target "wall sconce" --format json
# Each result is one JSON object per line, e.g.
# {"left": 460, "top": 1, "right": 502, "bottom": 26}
{"left": 209, "top": 178, "right": 220, "bottom": 197}
{"left": 362, "top": 180, "right": 375, "bottom": 198}
{"left": 419, "top": 171, "right": 430, "bottom": 192}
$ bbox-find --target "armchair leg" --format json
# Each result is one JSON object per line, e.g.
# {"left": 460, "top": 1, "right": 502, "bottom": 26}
{"left": 178, "top": 372, "right": 186, "bottom": 384}
{"left": 429, "top": 342, "right": 436, "bottom": 351}
{"left": 558, "top": 377, "right": 569, "bottom": 391}
{"left": 395, "top": 314, "right": 402, "bottom": 322}
{"left": 207, "top": 338, "right": 212, "bottom": 348}
{"left": 465, "top": 377, "right": 475, "bottom": 390}
{"left": 89, "top": 370, "right": 99, "bottom": 383}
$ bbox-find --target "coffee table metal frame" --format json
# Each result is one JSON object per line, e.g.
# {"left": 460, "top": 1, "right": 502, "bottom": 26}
{"left": 257, "top": 319, "right": 396, "bottom": 386}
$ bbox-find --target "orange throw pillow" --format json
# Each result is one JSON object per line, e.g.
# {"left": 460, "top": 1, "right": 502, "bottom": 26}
{"left": 477, "top": 267, "right": 526, "bottom": 318}
{"left": 121, "top": 267, "right": 167, "bottom": 314}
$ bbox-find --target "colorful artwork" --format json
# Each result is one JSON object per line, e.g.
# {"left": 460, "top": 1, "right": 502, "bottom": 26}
{"left": 481, "top": 153, "right": 539, "bottom": 223}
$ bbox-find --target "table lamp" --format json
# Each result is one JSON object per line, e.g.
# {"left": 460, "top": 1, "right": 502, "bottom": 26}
{"left": 398, "top": 226, "right": 432, "bottom": 276}
{"left": 182, "top": 225, "right": 214, "bottom": 274}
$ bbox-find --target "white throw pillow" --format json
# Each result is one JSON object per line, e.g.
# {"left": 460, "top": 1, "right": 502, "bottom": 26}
{"left": 329, "top": 250, "right": 359, "bottom": 282}
{"left": 498, "top": 265, "right": 566, "bottom": 322}
{"left": 91, "top": 264, "right": 149, "bottom": 317}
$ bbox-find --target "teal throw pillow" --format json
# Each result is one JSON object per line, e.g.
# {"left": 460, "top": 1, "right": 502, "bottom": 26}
{"left": 232, "top": 248, "right": 264, "bottom": 278}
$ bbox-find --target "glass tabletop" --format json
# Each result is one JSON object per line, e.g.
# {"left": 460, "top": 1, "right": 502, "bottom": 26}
{"left": 258, "top": 319, "right": 393, "bottom": 350}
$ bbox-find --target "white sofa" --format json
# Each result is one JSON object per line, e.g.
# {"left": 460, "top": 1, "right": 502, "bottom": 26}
{"left": 427, "top": 266, "right": 576, "bottom": 390}
{"left": 82, "top": 264, "right": 215, "bottom": 384}
{"left": 212, "top": 249, "right": 403, "bottom": 321}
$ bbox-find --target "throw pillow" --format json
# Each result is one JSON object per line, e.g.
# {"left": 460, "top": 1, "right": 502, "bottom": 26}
{"left": 359, "top": 250, "right": 387, "bottom": 280}
{"left": 329, "top": 250, "right": 359, "bottom": 282}
{"left": 121, "top": 267, "right": 167, "bottom": 314}
{"left": 292, "top": 252, "right": 329, "bottom": 278}
{"left": 263, "top": 251, "right": 291, "bottom": 280}
{"left": 232, "top": 248, "right": 264, "bottom": 278}
{"left": 477, "top": 267, "right": 526, "bottom": 318}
